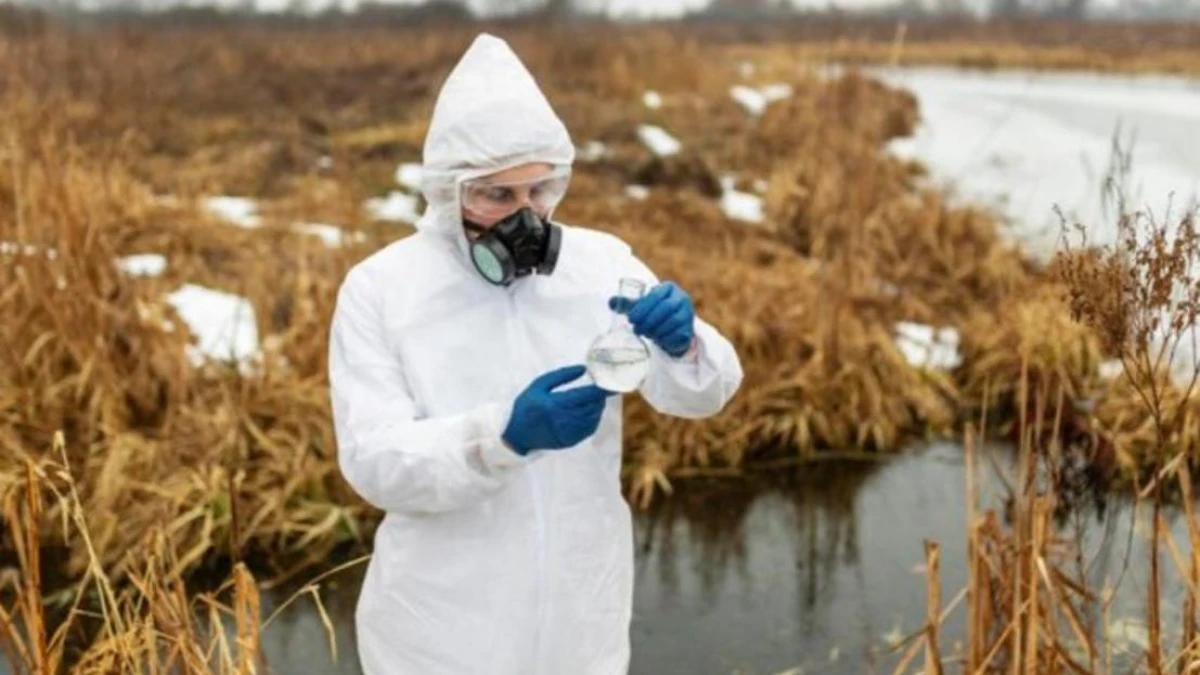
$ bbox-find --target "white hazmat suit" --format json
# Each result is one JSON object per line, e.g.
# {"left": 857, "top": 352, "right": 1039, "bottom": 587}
{"left": 328, "top": 33, "right": 744, "bottom": 675}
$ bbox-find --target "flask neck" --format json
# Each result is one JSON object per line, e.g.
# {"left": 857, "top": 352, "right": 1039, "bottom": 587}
{"left": 609, "top": 310, "right": 633, "bottom": 332}
{"left": 609, "top": 294, "right": 638, "bottom": 331}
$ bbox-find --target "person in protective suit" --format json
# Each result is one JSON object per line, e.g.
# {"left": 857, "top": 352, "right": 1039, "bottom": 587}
{"left": 327, "top": 33, "right": 744, "bottom": 675}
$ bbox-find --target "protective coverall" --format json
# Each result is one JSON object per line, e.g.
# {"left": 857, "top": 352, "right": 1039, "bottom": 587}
{"left": 328, "top": 33, "right": 744, "bottom": 675}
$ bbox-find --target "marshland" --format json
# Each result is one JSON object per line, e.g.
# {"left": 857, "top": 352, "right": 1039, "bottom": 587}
{"left": 2, "top": 6, "right": 1200, "bottom": 673}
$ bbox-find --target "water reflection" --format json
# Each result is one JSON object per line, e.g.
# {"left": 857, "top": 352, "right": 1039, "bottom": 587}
{"left": 629, "top": 442, "right": 971, "bottom": 675}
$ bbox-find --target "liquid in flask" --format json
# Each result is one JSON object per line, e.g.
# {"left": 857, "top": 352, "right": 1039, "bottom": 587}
{"left": 586, "top": 277, "right": 652, "bottom": 393}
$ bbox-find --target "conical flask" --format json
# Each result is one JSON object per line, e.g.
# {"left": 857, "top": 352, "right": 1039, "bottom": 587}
{"left": 586, "top": 277, "right": 652, "bottom": 393}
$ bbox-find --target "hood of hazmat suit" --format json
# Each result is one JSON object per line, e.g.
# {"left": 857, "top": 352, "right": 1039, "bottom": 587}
{"left": 328, "top": 33, "right": 744, "bottom": 675}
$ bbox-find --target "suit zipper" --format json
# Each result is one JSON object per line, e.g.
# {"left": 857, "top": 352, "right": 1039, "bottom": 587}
{"left": 508, "top": 285, "right": 546, "bottom": 669}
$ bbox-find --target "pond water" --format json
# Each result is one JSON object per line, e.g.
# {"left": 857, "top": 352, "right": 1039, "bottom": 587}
{"left": 247, "top": 442, "right": 1191, "bottom": 675}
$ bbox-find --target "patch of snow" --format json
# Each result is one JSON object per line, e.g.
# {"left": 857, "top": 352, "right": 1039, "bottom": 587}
{"left": 1, "top": 242, "right": 58, "bottom": 260}
{"left": 637, "top": 125, "right": 681, "bottom": 157}
{"left": 720, "top": 189, "right": 765, "bottom": 224}
{"left": 643, "top": 90, "right": 663, "bottom": 110}
{"left": 292, "top": 222, "right": 366, "bottom": 248}
{"left": 730, "top": 85, "right": 769, "bottom": 116}
{"left": 625, "top": 185, "right": 650, "bottom": 201}
{"left": 203, "top": 196, "right": 262, "bottom": 229}
{"left": 1, "top": 242, "right": 36, "bottom": 256}
{"left": 894, "top": 322, "right": 962, "bottom": 370}
{"left": 730, "top": 83, "right": 794, "bottom": 116}
{"left": 1099, "top": 359, "right": 1124, "bottom": 380}
{"left": 165, "top": 283, "right": 260, "bottom": 370}
{"left": 577, "top": 141, "right": 608, "bottom": 163}
{"left": 760, "top": 83, "right": 794, "bottom": 102}
{"left": 395, "top": 163, "right": 423, "bottom": 192}
{"left": 118, "top": 254, "right": 168, "bottom": 278}
{"left": 365, "top": 192, "right": 421, "bottom": 224}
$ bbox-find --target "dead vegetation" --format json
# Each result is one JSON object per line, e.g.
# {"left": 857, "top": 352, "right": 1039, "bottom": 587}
{"left": 890, "top": 144, "right": 1200, "bottom": 675}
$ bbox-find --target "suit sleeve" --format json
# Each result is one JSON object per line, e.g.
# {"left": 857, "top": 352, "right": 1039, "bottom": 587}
{"left": 623, "top": 255, "right": 744, "bottom": 419}
{"left": 327, "top": 267, "right": 534, "bottom": 515}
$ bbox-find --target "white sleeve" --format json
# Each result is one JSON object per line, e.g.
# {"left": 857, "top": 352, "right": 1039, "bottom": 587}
{"left": 328, "top": 268, "right": 534, "bottom": 515}
{"left": 624, "top": 256, "right": 744, "bottom": 420}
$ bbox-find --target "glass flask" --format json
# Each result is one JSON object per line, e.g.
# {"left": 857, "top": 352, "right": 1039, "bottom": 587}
{"left": 586, "top": 277, "right": 652, "bottom": 393}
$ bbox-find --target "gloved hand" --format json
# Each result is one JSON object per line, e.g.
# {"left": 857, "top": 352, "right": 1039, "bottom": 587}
{"left": 610, "top": 281, "right": 695, "bottom": 358}
{"left": 502, "top": 365, "right": 613, "bottom": 455}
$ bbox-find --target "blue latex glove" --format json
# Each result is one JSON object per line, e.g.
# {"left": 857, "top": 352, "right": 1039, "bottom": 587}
{"left": 611, "top": 281, "right": 695, "bottom": 358}
{"left": 502, "top": 365, "right": 614, "bottom": 455}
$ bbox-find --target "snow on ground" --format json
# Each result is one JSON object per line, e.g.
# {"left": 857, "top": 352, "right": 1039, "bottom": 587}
{"left": 713, "top": 175, "right": 767, "bottom": 223}
{"left": 202, "top": 196, "right": 262, "bottom": 229}
{"left": 638, "top": 125, "right": 682, "bottom": 157}
{"left": 1, "top": 242, "right": 58, "bottom": 260}
{"left": 1099, "top": 360, "right": 1125, "bottom": 380}
{"left": 730, "top": 83, "right": 795, "bottom": 116}
{"left": 365, "top": 192, "right": 421, "bottom": 224}
{"left": 165, "top": 284, "right": 260, "bottom": 370}
{"left": 577, "top": 141, "right": 609, "bottom": 163}
{"left": 625, "top": 185, "right": 650, "bottom": 201}
{"left": 643, "top": 90, "right": 663, "bottom": 110}
{"left": 759, "top": 84, "right": 794, "bottom": 103}
{"left": 730, "top": 85, "right": 769, "bottom": 116}
{"left": 894, "top": 322, "right": 962, "bottom": 370}
{"left": 720, "top": 189, "right": 765, "bottom": 224}
{"left": 119, "top": 254, "right": 168, "bottom": 277}
{"left": 395, "top": 163, "right": 423, "bottom": 192}
{"left": 292, "top": 222, "right": 367, "bottom": 247}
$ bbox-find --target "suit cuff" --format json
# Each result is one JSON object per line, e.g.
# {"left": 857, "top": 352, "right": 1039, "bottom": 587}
{"left": 477, "top": 401, "right": 531, "bottom": 471}
{"left": 669, "top": 335, "right": 701, "bottom": 363}
{"left": 652, "top": 324, "right": 720, "bottom": 388}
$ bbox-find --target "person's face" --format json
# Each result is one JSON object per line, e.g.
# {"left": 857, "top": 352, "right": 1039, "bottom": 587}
{"left": 460, "top": 163, "right": 568, "bottom": 238}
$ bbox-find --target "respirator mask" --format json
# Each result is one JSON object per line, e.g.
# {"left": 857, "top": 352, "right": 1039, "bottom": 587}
{"left": 460, "top": 166, "right": 571, "bottom": 287}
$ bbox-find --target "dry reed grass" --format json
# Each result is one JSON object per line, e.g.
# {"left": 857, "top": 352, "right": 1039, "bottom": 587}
{"left": 895, "top": 146, "right": 1200, "bottom": 675}
{"left": 1, "top": 437, "right": 278, "bottom": 674}
{"left": 1, "top": 23, "right": 1047, "bottom": 555}
{"left": 894, "top": 402, "right": 1200, "bottom": 673}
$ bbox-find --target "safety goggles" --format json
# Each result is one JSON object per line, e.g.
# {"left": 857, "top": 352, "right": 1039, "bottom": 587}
{"left": 459, "top": 165, "right": 571, "bottom": 222}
